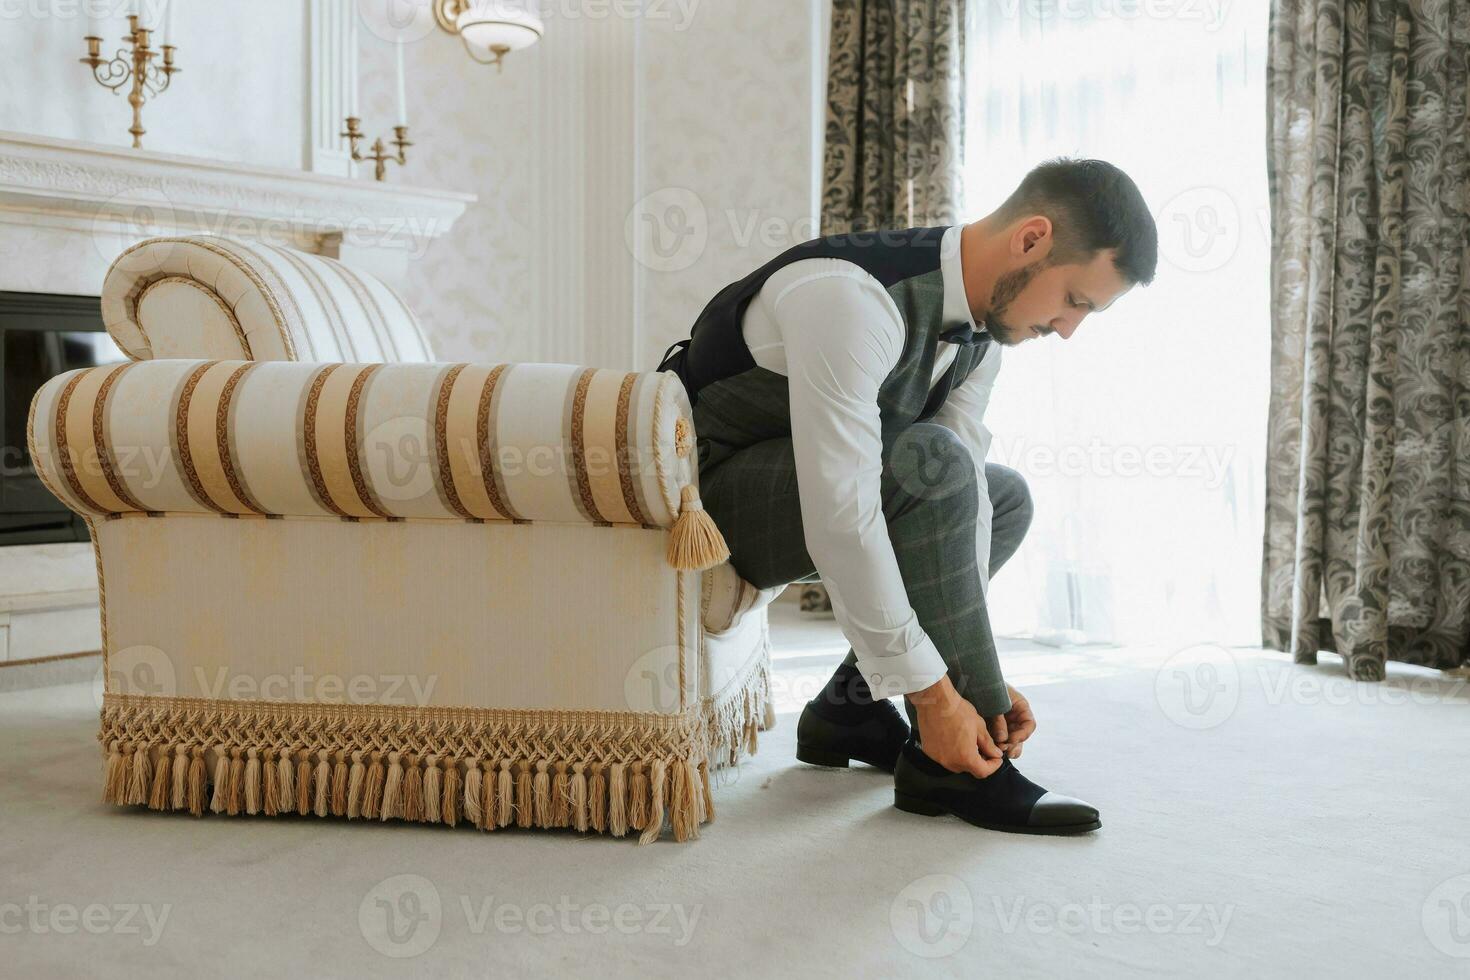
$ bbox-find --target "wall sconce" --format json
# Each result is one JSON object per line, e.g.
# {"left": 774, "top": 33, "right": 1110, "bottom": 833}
{"left": 432, "top": 0, "right": 544, "bottom": 71}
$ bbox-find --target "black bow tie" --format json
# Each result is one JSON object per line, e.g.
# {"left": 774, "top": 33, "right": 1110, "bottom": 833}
{"left": 938, "top": 320, "right": 987, "bottom": 346}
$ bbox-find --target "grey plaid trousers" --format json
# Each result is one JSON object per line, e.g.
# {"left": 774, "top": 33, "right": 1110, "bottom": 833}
{"left": 699, "top": 421, "right": 1032, "bottom": 724}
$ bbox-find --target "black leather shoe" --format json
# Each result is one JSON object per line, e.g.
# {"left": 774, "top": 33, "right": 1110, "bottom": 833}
{"left": 795, "top": 698, "right": 910, "bottom": 773}
{"left": 892, "top": 738, "right": 1100, "bottom": 835}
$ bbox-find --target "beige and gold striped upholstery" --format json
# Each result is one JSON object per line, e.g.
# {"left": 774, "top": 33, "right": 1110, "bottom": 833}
{"left": 100, "top": 236, "right": 433, "bottom": 363}
{"left": 28, "top": 360, "right": 695, "bottom": 528}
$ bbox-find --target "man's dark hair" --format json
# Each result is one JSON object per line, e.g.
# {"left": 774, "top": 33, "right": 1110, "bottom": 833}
{"left": 992, "top": 157, "right": 1158, "bottom": 286}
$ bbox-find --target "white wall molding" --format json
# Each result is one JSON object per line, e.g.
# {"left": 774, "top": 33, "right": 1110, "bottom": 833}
{"left": 0, "top": 130, "right": 473, "bottom": 293}
{"left": 529, "top": 10, "right": 640, "bottom": 369}
{"left": 307, "top": 0, "right": 359, "bottom": 178}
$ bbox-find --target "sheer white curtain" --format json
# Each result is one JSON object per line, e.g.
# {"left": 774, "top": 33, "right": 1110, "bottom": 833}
{"left": 966, "top": 0, "right": 1270, "bottom": 649}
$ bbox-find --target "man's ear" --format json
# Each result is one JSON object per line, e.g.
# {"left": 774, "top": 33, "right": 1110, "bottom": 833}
{"left": 1012, "top": 215, "right": 1052, "bottom": 258}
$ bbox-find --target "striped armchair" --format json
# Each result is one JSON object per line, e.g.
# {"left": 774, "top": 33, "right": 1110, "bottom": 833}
{"left": 29, "top": 236, "right": 780, "bottom": 844}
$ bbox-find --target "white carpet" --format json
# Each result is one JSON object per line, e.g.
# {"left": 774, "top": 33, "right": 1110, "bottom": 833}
{"left": 3, "top": 603, "right": 1468, "bottom": 978}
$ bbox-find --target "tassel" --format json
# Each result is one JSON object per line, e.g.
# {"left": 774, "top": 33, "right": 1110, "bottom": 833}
{"left": 295, "top": 751, "right": 312, "bottom": 815}
{"left": 479, "top": 761, "right": 496, "bottom": 832}
{"left": 128, "top": 742, "right": 152, "bottom": 806}
{"left": 171, "top": 745, "right": 189, "bottom": 811}
{"left": 514, "top": 761, "right": 533, "bottom": 829}
{"left": 589, "top": 762, "right": 608, "bottom": 833}
{"left": 496, "top": 761, "right": 514, "bottom": 828}
{"left": 102, "top": 740, "right": 125, "bottom": 805}
{"left": 700, "top": 759, "right": 716, "bottom": 822}
{"left": 441, "top": 758, "right": 460, "bottom": 828}
{"left": 148, "top": 746, "right": 172, "bottom": 811}
{"left": 532, "top": 760, "right": 551, "bottom": 828}
{"left": 263, "top": 749, "right": 280, "bottom": 816}
{"left": 210, "top": 747, "right": 230, "bottom": 814}
{"left": 675, "top": 759, "right": 701, "bottom": 841}
{"left": 463, "top": 759, "right": 483, "bottom": 828}
{"left": 331, "top": 751, "right": 349, "bottom": 817}
{"left": 571, "top": 762, "right": 589, "bottom": 832}
{"left": 347, "top": 751, "right": 366, "bottom": 819}
{"left": 244, "top": 748, "right": 261, "bottom": 815}
{"left": 552, "top": 762, "right": 570, "bottom": 828}
{"left": 313, "top": 750, "right": 331, "bottom": 818}
{"left": 607, "top": 762, "right": 627, "bottom": 837}
{"left": 639, "top": 759, "right": 667, "bottom": 845}
{"left": 226, "top": 748, "right": 245, "bottom": 815}
{"left": 187, "top": 747, "right": 207, "bottom": 817}
{"left": 628, "top": 761, "right": 648, "bottom": 831}
{"left": 277, "top": 749, "right": 295, "bottom": 814}
{"left": 670, "top": 757, "right": 690, "bottom": 841}
{"left": 422, "top": 755, "right": 442, "bottom": 824}
{"left": 404, "top": 754, "right": 424, "bottom": 823}
{"left": 101, "top": 740, "right": 122, "bottom": 804}
{"left": 665, "top": 484, "right": 729, "bottom": 571}
{"left": 381, "top": 751, "right": 404, "bottom": 822}
{"left": 363, "top": 751, "right": 384, "bottom": 819}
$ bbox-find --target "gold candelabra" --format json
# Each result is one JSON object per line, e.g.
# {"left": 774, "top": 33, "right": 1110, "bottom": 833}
{"left": 80, "top": 15, "right": 180, "bottom": 149}
{"left": 340, "top": 117, "right": 412, "bottom": 182}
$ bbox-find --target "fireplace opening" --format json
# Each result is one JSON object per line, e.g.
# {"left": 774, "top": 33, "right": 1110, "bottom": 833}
{"left": 1, "top": 291, "right": 125, "bottom": 546}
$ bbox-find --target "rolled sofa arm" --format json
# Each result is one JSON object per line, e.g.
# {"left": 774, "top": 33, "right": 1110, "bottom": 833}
{"left": 29, "top": 359, "right": 726, "bottom": 567}
{"left": 100, "top": 235, "right": 433, "bottom": 363}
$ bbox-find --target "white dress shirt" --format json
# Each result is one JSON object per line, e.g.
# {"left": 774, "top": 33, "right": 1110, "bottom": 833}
{"left": 738, "top": 224, "right": 1003, "bottom": 698}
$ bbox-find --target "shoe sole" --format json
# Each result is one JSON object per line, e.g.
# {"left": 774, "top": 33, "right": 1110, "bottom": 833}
{"left": 893, "top": 790, "right": 1101, "bottom": 835}
{"left": 795, "top": 742, "right": 895, "bottom": 773}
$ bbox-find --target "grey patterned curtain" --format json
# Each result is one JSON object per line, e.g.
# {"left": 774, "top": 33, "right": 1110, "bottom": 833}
{"left": 1263, "top": 0, "right": 1470, "bottom": 677}
{"left": 821, "top": 0, "right": 967, "bottom": 234}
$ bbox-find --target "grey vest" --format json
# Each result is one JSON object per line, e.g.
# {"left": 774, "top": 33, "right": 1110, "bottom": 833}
{"left": 655, "top": 226, "right": 990, "bottom": 473}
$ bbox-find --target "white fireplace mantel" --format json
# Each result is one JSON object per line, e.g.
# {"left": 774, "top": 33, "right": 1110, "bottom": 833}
{"left": 0, "top": 130, "right": 476, "bottom": 294}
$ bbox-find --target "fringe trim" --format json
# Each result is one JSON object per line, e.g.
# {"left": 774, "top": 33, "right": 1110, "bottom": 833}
{"left": 94, "top": 648, "right": 773, "bottom": 844}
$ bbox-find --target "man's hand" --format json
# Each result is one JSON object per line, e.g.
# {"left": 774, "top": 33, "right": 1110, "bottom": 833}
{"left": 906, "top": 676, "right": 1005, "bottom": 778}
{"left": 987, "top": 684, "right": 1037, "bottom": 759}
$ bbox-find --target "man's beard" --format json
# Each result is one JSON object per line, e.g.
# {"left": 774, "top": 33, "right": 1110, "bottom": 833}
{"left": 982, "top": 260, "right": 1047, "bottom": 346}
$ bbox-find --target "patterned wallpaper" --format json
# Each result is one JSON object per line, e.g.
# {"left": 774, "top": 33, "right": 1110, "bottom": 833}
{"left": 360, "top": 0, "right": 821, "bottom": 369}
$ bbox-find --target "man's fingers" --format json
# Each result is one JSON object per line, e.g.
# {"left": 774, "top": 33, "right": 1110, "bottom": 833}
{"left": 975, "top": 724, "right": 1003, "bottom": 760}
{"left": 990, "top": 714, "right": 1009, "bottom": 747}
{"left": 1011, "top": 715, "right": 1037, "bottom": 742}
{"left": 966, "top": 746, "right": 1003, "bottom": 779}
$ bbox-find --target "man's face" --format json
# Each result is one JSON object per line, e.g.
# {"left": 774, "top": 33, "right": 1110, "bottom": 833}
{"left": 983, "top": 245, "right": 1134, "bottom": 347}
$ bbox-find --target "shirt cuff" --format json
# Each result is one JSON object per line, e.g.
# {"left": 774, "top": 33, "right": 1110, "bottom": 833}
{"left": 854, "top": 636, "right": 950, "bottom": 699}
